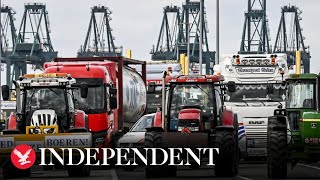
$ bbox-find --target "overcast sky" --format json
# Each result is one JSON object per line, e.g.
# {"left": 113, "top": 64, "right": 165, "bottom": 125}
{"left": 1, "top": 0, "right": 319, "bottom": 84}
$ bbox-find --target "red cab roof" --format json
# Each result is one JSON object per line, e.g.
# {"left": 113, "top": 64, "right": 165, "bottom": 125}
{"left": 166, "top": 75, "right": 224, "bottom": 83}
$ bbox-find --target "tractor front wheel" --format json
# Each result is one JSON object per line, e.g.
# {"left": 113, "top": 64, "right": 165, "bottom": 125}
{"left": 214, "top": 130, "right": 238, "bottom": 177}
{"left": 267, "top": 130, "right": 287, "bottom": 179}
{"left": 145, "top": 131, "right": 171, "bottom": 178}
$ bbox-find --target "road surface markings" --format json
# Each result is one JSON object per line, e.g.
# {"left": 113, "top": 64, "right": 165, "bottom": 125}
{"left": 238, "top": 175, "right": 253, "bottom": 180}
{"left": 298, "top": 163, "right": 320, "bottom": 171}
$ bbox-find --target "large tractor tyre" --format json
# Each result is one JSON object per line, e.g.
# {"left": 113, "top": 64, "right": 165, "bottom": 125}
{"left": 2, "top": 162, "right": 31, "bottom": 179}
{"left": 268, "top": 116, "right": 279, "bottom": 134}
{"left": 267, "top": 130, "right": 287, "bottom": 179}
{"left": 68, "top": 165, "right": 90, "bottom": 177}
{"left": 145, "top": 131, "right": 169, "bottom": 178}
{"left": 214, "top": 130, "right": 238, "bottom": 177}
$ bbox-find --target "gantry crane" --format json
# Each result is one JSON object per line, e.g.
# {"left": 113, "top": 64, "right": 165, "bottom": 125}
{"left": 78, "top": 5, "right": 122, "bottom": 57}
{"left": 7, "top": 3, "right": 57, "bottom": 88}
{"left": 273, "top": 5, "right": 311, "bottom": 73}
{"left": 151, "top": 0, "right": 215, "bottom": 74}
{"left": 239, "top": 0, "right": 271, "bottom": 54}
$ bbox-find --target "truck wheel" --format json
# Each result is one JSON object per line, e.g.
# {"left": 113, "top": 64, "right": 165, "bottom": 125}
{"left": 68, "top": 165, "right": 90, "bottom": 177}
{"left": 214, "top": 130, "right": 237, "bottom": 177}
{"left": 267, "top": 130, "right": 287, "bottom": 179}
{"left": 145, "top": 131, "right": 165, "bottom": 178}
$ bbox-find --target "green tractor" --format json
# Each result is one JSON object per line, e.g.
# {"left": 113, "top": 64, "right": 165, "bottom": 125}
{"left": 267, "top": 73, "right": 320, "bottom": 179}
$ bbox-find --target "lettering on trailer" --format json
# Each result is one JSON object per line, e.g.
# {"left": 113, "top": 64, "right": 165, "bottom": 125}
{"left": 15, "top": 141, "right": 44, "bottom": 152}
{"left": 147, "top": 80, "right": 162, "bottom": 85}
{"left": 236, "top": 67, "right": 275, "bottom": 74}
{"left": 249, "top": 121, "right": 265, "bottom": 125}
{"left": 45, "top": 135, "right": 91, "bottom": 147}
{"left": 1, "top": 101, "right": 16, "bottom": 110}
{"left": 0, "top": 137, "right": 14, "bottom": 149}
{"left": 126, "top": 75, "right": 139, "bottom": 110}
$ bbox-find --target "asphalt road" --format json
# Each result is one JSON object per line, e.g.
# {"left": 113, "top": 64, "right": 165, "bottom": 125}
{"left": 1, "top": 161, "right": 320, "bottom": 180}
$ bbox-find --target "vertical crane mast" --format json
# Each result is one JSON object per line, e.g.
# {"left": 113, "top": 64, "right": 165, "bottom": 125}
{"left": 8, "top": 3, "right": 57, "bottom": 88}
{"left": 178, "top": 0, "right": 214, "bottom": 74}
{"left": 78, "top": 5, "right": 122, "bottom": 57}
{"left": 0, "top": 5, "right": 17, "bottom": 81}
{"left": 240, "top": 0, "right": 271, "bottom": 54}
{"left": 151, "top": 5, "right": 181, "bottom": 61}
{"left": 273, "top": 5, "right": 310, "bottom": 73}
{"left": 151, "top": 1, "right": 214, "bottom": 74}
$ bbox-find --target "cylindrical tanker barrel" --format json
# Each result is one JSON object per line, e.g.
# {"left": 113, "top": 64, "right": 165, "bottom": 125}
{"left": 122, "top": 65, "right": 147, "bottom": 123}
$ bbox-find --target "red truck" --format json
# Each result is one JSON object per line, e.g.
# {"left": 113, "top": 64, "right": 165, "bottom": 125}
{"left": 44, "top": 57, "right": 147, "bottom": 160}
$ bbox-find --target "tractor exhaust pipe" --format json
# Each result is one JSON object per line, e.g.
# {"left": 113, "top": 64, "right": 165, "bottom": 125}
{"left": 162, "top": 71, "right": 167, "bottom": 129}
{"left": 317, "top": 75, "right": 320, "bottom": 112}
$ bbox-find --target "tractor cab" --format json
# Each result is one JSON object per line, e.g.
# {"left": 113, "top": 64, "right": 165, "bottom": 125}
{"left": 165, "top": 75, "right": 227, "bottom": 133}
{"left": 1, "top": 73, "right": 89, "bottom": 134}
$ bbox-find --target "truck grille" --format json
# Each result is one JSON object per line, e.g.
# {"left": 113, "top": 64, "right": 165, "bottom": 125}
{"left": 245, "top": 125, "right": 267, "bottom": 148}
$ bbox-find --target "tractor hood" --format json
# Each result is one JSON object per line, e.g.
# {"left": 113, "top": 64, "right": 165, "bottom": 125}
{"left": 178, "top": 108, "right": 201, "bottom": 120}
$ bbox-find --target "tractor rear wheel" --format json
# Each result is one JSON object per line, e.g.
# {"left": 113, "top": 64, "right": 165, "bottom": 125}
{"left": 214, "top": 130, "right": 237, "bottom": 177}
{"left": 145, "top": 131, "right": 171, "bottom": 178}
{"left": 267, "top": 130, "right": 287, "bottom": 179}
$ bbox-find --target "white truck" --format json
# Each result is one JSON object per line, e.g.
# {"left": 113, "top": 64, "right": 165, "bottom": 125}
{"left": 214, "top": 53, "right": 288, "bottom": 159}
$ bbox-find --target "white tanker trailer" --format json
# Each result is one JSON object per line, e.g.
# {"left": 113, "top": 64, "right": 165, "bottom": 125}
{"left": 122, "top": 65, "right": 147, "bottom": 122}
{"left": 214, "top": 53, "right": 289, "bottom": 159}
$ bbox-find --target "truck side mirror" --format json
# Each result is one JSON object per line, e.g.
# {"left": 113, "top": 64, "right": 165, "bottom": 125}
{"left": 267, "top": 83, "right": 274, "bottom": 94}
{"left": 2, "top": 85, "right": 10, "bottom": 101}
{"left": 80, "top": 83, "right": 88, "bottom": 98}
{"left": 109, "top": 87, "right": 117, "bottom": 95}
{"left": 227, "top": 81, "right": 236, "bottom": 92}
{"left": 147, "top": 82, "right": 156, "bottom": 94}
{"left": 110, "top": 96, "right": 118, "bottom": 109}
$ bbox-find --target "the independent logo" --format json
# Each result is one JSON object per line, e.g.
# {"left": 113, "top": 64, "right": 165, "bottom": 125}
{"left": 10, "top": 144, "right": 36, "bottom": 169}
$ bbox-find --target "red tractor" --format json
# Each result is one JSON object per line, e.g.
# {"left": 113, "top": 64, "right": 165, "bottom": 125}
{"left": 145, "top": 72, "right": 239, "bottom": 177}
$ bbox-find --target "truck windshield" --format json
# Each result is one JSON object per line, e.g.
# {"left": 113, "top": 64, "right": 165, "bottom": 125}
{"left": 287, "top": 81, "right": 314, "bottom": 108}
{"left": 147, "top": 86, "right": 162, "bottom": 113}
{"left": 226, "top": 83, "right": 286, "bottom": 102}
{"left": 73, "top": 85, "right": 106, "bottom": 114}
{"left": 169, "top": 84, "right": 215, "bottom": 130}
{"left": 24, "top": 88, "right": 67, "bottom": 124}
{"left": 130, "top": 115, "right": 154, "bottom": 132}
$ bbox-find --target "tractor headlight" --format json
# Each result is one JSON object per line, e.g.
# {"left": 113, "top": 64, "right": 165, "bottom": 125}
{"left": 263, "top": 59, "right": 270, "bottom": 65}
{"left": 256, "top": 59, "right": 262, "bottom": 65}
{"left": 241, "top": 59, "right": 248, "bottom": 65}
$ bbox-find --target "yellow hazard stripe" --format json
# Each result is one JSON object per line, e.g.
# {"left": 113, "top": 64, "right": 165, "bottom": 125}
{"left": 302, "top": 119, "right": 320, "bottom": 122}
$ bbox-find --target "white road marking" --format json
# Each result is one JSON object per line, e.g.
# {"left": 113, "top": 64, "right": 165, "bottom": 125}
{"left": 110, "top": 169, "right": 118, "bottom": 180}
{"left": 298, "top": 163, "right": 320, "bottom": 170}
{"left": 238, "top": 175, "right": 253, "bottom": 180}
